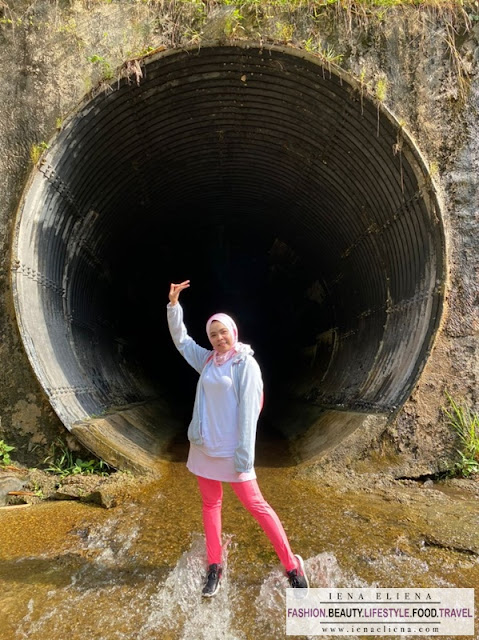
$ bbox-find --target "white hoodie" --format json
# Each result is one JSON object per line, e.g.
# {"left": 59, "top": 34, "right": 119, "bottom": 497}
{"left": 167, "top": 302, "right": 263, "bottom": 473}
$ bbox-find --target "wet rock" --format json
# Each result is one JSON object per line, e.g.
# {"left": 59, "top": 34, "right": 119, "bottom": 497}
{"left": 54, "top": 485, "right": 86, "bottom": 501}
{"left": 52, "top": 476, "right": 113, "bottom": 507}
{"left": 70, "top": 526, "right": 91, "bottom": 540}
{"left": 50, "top": 471, "right": 148, "bottom": 508}
{"left": 59, "top": 474, "right": 102, "bottom": 492}
{"left": 0, "top": 474, "right": 26, "bottom": 506}
{"left": 86, "top": 490, "right": 117, "bottom": 509}
{"left": 2, "top": 464, "right": 150, "bottom": 508}
{"left": 394, "top": 535, "right": 415, "bottom": 556}
{"left": 54, "top": 484, "right": 117, "bottom": 508}
{"left": 442, "top": 476, "right": 479, "bottom": 499}
{"left": 24, "top": 468, "right": 59, "bottom": 501}
{"left": 423, "top": 532, "right": 479, "bottom": 556}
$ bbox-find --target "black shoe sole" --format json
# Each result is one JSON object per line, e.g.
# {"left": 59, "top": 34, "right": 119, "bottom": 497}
{"left": 202, "top": 582, "right": 221, "bottom": 598}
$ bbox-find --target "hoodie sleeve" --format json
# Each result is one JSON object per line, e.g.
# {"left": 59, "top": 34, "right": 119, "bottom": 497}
{"left": 234, "top": 356, "right": 263, "bottom": 473}
{"left": 167, "top": 302, "right": 211, "bottom": 374}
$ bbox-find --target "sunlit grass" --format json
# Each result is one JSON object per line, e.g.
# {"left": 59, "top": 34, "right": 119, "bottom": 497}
{"left": 443, "top": 391, "right": 479, "bottom": 477}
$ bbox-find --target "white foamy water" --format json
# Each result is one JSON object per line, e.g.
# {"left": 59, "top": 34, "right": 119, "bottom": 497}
{"left": 81, "top": 517, "right": 140, "bottom": 567}
{"left": 137, "top": 533, "right": 243, "bottom": 640}
{"left": 9, "top": 537, "right": 475, "bottom": 640}
{"left": 12, "top": 516, "right": 149, "bottom": 640}
{"left": 254, "top": 552, "right": 368, "bottom": 640}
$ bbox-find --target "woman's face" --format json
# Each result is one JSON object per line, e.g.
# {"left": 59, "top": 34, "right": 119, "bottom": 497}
{"left": 208, "top": 321, "right": 234, "bottom": 353}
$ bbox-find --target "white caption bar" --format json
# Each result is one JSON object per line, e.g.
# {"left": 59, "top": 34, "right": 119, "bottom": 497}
{"left": 286, "top": 588, "right": 474, "bottom": 636}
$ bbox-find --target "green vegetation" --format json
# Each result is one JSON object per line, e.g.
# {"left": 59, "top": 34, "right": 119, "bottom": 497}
{"left": 130, "top": 45, "right": 155, "bottom": 58}
{"left": 43, "top": 439, "right": 112, "bottom": 478}
{"left": 170, "top": 0, "right": 476, "bottom": 9}
{"left": 275, "top": 21, "right": 295, "bottom": 42}
{"left": 87, "top": 54, "right": 113, "bottom": 80}
{"left": 303, "top": 39, "right": 343, "bottom": 64}
{"left": 29, "top": 479, "right": 45, "bottom": 499}
{"left": 320, "top": 44, "right": 344, "bottom": 64}
{"left": 0, "top": 440, "right": 15, "bottom": 467}
{"left": 30, "top": 141, "right": 49, "bottom": 165}
{"left": 443, "top": 391, "right": 479, "bottom": 477}
{"left": 1, "top": 0, "right": 473, "bottom": 105}
{"left": 224, "top": 8, "right": 245, "bottom": 36}
{"left": 182, "top": 0, "right": 466, "bottom": 5}
{"left": 56, "top": 17, "right": 78, "bottom": 34}
{"left": 375, "top": 76, "right": 388, "bottom": 102}
{"left": 0, "top": 15, "right": 31, "bottom": 27}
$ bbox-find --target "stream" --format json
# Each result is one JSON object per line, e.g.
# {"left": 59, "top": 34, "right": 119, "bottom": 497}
{"left": 1, "top": 442, "right": 478, "bottom": 640}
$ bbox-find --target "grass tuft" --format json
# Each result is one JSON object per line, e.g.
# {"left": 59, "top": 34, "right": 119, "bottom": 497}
{"left": 443, "top": 391, "right": 479, "bottom": 477}
{"left": 43, "top": 439, "right": 112, "bottom": 478}
{"left": 30, "top": 141, "right": 49, "bottom": 165}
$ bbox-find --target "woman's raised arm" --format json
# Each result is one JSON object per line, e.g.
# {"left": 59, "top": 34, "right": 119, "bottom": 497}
{"left": 167, "top": 280, "right": 210, "bottom": 374}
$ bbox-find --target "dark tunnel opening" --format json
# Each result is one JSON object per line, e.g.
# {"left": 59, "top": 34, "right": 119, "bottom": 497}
{"left": 113, "top": 222, "right": 328, "bottom": 435}
{"left": 11, "top": 44, "right": 445, "bottom": 473}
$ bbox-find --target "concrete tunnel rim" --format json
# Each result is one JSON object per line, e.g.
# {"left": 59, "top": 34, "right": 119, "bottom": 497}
{"left": 9, "top": 41, "right": 447, "bottom": 470}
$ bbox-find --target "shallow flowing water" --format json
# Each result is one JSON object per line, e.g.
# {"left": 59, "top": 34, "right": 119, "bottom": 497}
{"left": 1, "top": 442, "right": 478, "bottom": 640}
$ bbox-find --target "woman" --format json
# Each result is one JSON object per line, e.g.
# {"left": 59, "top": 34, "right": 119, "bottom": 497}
{"left": 167, "top": 280, "right": 309, "bottom": 597}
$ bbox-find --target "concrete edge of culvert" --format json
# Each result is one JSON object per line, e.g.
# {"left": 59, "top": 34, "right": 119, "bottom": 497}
{"left": 290, "top": 410, "right": 389, "bottom": 470}
{"left": 71, "top": 401, "right": 182, "bottom": 475}
{"left": 71, "top": 420, "right": 161, "bottom": 476}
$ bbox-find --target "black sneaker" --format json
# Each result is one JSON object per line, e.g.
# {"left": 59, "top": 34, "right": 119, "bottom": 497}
{"left": 287, "top": 554, "right": 309, "bottom": 590}
{"left": 202, "top": 563, "right": 222, "bottom": 597}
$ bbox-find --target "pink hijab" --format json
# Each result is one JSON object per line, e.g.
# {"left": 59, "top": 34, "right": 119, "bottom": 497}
{"left": 206, "top": 313, "right": 250, "bottom": 365}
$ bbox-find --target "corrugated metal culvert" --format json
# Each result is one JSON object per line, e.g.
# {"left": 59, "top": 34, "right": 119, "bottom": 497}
{"left": 11, "top": 44, "right": 445, "bottom": 473}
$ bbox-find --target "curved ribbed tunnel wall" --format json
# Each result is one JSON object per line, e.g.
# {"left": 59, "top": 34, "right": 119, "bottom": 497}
{"left": 12, "top": 44, "right": 445, "bottom": 472}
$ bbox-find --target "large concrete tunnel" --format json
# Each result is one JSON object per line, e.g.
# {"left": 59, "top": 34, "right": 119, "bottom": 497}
{"left": 11, "top": 44, "right": 445, "bottom": 473}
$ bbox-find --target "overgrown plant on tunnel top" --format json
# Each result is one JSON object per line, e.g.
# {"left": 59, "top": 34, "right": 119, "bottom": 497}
{"left": 29, "top": 141, "right": 49, "bottom": 165}
{"left": 2, "top": 0, "right": 475, "bottom": 109}
{"left": 169, "top": 0, "right": 477, "bottom": 8}
{"left": 443, "top": 391, "right": 479, "bottom": 477}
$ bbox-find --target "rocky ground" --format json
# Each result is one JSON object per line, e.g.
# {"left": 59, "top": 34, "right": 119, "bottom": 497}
{"left": 301, "top": 465, "right": 479, "bottom": 498}
{"left": 296, "top": 463, "right": 479, "bottom": 556}
{"left": 0, "top": 464, "right": 152, "bottom": 510}
{"left": 2, "top": 448, "right": 478, "bottom": 561}
{"left": 2, "top": 456, "right": 478, "bottom": 513}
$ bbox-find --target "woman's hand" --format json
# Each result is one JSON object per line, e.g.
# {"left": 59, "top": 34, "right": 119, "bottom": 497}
{"left": 169, "top": 280, "right": 190, "bottom": 305}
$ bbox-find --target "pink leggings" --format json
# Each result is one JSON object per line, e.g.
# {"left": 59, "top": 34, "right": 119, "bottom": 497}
{"left": 196, "top": 475, "right": 298, "bottom": 572}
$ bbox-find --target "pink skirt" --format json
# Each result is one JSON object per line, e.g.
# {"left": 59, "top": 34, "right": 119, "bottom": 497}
{"left": 186, "top": 443, "right": 256, "bottom": 483}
